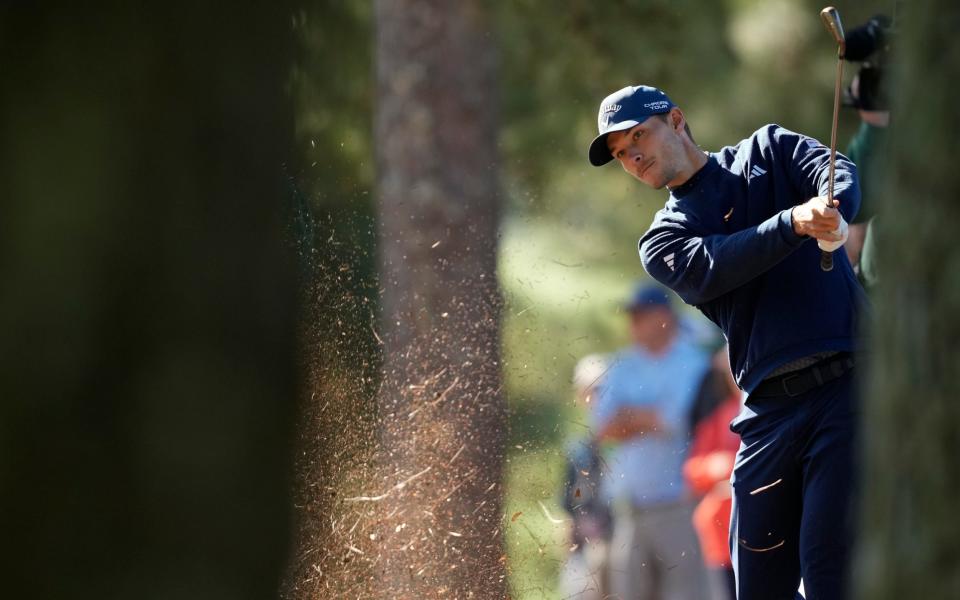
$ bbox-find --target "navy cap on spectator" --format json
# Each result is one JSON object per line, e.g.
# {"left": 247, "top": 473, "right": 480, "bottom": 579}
{"left": 625, "top": 283, "right": 672, "bottom": 313}
{"left": 588, "top": 85, "right": 676, "bottom": 167}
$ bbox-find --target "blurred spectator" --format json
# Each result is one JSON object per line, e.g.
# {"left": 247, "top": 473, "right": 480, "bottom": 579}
{"left": 841, "top": 15, "right": 892, "bottom": 287}
{"left": 558, "top": 354, "right": 612, "bottom": 600}
{"left": 843, "top": 81, "right": 889, "bottom": 285}
{"left": 592, "top": 283, "right": 710, "bottom": 599}
{"left": 684, "top": 347, "right": 743, "bottom": 600}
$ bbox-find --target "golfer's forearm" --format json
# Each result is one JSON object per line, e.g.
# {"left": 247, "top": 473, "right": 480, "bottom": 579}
{"left": 640, "top": 211, "right": 804, "bottom": 306}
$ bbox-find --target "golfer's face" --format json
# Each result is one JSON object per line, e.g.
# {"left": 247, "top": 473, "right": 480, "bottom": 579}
{"left": 606, "top": 117, "right": 673, "bottom": 189}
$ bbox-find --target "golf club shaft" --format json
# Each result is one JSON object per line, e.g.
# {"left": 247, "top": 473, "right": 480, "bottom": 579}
{"left": 820, "top": 7, "right": 845, "bottom": 272}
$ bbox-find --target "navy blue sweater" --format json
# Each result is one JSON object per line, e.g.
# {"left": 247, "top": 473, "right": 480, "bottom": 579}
{"left": 639, "top": 125, "right": 867, "bottom": 393}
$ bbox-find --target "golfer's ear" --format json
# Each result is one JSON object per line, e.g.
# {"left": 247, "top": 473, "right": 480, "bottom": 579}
{"left": 670, "top": 108, "right": 685, "bottom": 132}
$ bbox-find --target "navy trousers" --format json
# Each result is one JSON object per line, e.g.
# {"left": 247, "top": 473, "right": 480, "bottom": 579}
{"left": 729, "top": 369, "right": 857, "bottom": 600}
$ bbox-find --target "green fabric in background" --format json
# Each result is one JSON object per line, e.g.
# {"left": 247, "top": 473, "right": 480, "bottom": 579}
{"left": 846, "top": 121, "right": 889, "bottom": 225}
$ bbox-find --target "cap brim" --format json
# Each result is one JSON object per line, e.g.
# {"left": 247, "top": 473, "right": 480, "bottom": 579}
{"left": 587, "top": 119, "right": 640, "bottom": 166}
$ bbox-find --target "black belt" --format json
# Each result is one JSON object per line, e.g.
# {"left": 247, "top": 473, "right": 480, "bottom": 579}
{"left": 752, "top": 353, "right": 854, "bottom": 398}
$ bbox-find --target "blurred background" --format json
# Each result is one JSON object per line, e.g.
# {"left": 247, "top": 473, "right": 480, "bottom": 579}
{"left": 4, "top": 1, "right": 955, "bottom": 599}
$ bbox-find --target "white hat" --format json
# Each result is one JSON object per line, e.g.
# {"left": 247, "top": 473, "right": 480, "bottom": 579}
{"left": 572, "top": 353, "right": 608, "bottom": 392}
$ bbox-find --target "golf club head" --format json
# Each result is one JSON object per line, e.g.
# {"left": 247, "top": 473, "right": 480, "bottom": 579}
{"left": 821, "top": 6, "right": 846, "bottom": 54}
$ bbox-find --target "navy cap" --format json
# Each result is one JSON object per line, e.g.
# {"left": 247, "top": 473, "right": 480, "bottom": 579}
{"left": 625, "top": 283, "right": 672, "bottom": 312}
{"left": 588, "top": 85, "right": 676, "bottom": 167}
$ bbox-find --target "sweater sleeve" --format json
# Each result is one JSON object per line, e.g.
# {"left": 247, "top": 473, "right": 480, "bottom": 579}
{"left": 639, "top": 209, "right": 806, "bottom": 306}
{"left": 776, "top": 127, "right": 861, "bottom": 223}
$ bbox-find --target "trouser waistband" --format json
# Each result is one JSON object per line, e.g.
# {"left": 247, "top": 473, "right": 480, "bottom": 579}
{"left": 751, "top": 352, "right": 854, "bottom": 398}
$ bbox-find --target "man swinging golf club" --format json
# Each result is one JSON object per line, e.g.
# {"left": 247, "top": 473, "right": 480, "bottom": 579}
{"left": 587, "top": 53, "right": 866, "bottom": 600}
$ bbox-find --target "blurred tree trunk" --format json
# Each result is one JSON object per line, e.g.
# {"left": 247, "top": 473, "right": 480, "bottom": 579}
{"left": 856, "top": 3, "right": 960, "bottom": 598}
{"left": 373, "top": 0, "right": 506, "bottom": 595}
{"left": 0, "top": 3, "right": 299, "bottom": 599}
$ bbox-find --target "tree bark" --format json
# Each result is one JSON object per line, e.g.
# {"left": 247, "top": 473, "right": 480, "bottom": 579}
{"left": 856, "top": 4, "right": 960, "bottom": 598}
{"left": 372, "top": 0, "right": 506, "bottom": 596}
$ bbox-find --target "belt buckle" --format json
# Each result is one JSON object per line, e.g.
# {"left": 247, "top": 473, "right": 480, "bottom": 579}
{"left": 781, "top": 373, "right": 804, "bottom": 397}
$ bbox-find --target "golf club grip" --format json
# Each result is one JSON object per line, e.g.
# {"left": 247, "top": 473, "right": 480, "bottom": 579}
{"left": 820, "top": 249, "right": 834, "bottom": 271}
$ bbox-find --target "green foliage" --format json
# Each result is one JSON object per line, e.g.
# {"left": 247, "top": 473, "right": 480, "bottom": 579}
{"left": 291, "top": 1, "right": 378, "bottom": 296}
{"left": 292, "top": 2, "right": 374, "bottom": 197}
{"left": 496, "top": 0, "right": 734, "bottom": 202}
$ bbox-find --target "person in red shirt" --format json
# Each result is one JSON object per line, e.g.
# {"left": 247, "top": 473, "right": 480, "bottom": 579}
{"left": 684, "top": 347, "right": 742, "bottom": 600}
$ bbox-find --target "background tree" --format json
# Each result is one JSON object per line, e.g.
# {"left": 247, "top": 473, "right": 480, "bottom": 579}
{"left": 0, "top": 3, "right": 300, "bottom": 598}
{"left": 856, "top": 3, "right": 960, "bottom": 598}
{"left": 371, "top": 0, "right": 507, "bottom": 596}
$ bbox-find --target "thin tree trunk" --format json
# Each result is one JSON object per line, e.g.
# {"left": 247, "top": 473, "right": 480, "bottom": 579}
{"left": 372, "top": 0, "right": 506, "bottom": 596}
{"left": 856, "top": 4, "right": 960, "bottom": 598}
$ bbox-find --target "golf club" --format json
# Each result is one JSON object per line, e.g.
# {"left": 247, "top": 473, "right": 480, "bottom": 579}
{"left": 820, "top": 6, "right": 845, "bottom": 272}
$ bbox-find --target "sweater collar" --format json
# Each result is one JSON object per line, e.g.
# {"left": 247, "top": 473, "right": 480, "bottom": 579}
{"left": 668, "top": 154, "right": 719, "bottom": 198}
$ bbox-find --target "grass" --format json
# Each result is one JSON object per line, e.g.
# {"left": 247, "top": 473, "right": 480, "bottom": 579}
{"left": 499, "top": 213, "right": 634, "bottom": 599}
{"left": 503, "top": 446, "right": 570, "bottom": 599}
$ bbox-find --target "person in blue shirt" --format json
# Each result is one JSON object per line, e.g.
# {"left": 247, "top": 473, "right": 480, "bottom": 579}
{"left": 592, "top": 283, "right": 710, "bottom": 600}
{"left": 587, "top": 85, "right": 866, "bottom": 600}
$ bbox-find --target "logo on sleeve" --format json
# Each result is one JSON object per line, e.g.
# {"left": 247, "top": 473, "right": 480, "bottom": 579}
{"left": 663, "top": 252, "right": 676, "bottom": 271}
{"left": 749, "top": 165, "right": 767, "bottom": 180}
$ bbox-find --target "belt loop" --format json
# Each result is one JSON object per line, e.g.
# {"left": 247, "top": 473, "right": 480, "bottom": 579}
{"left": 812, "top": 367, "right": 824, "bottom": 386}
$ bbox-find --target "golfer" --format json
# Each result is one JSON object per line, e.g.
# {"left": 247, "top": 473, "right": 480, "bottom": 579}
{"left": 588, "top": 85, "right": 867, "bottom": 600}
